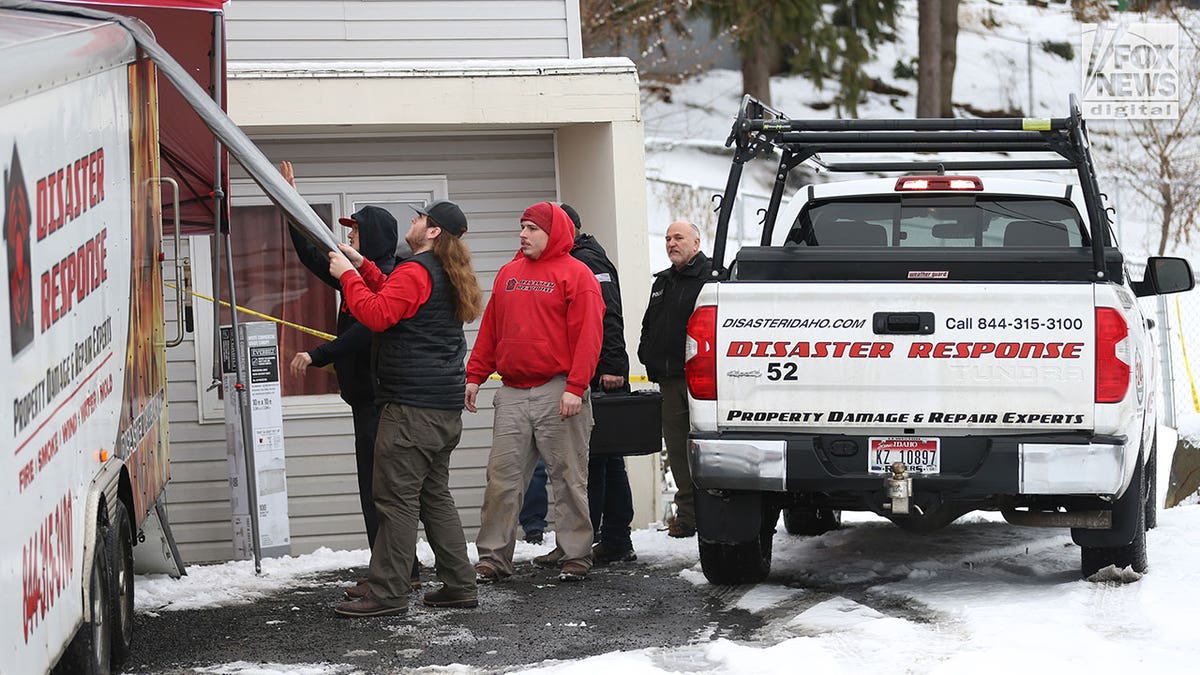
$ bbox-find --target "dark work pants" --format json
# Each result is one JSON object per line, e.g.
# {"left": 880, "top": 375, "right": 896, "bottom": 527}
{"left": 660, "top": 377, "right": 694, "bottom": 528}
{"left": 367, "top": 403, "right": 476, "bottom": 605}
{"left": 588, "top": 455, "right": 634, "bottom": 549}
{"left": 350, "top": 403, "right": 381, "bottom": 549}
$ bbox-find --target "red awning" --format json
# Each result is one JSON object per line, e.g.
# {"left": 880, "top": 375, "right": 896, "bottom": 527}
{"left": 65, "top": 0, "right": 229, "bottom": 233}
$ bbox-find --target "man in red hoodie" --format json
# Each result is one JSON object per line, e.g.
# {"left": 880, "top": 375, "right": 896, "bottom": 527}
{"left": 465, "top": 202, "right": 605, "bottom": 582}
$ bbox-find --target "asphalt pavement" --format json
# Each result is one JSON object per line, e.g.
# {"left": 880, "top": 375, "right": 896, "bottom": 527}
{"left": 121, "top": 557, "right": 764, "bottom": 674}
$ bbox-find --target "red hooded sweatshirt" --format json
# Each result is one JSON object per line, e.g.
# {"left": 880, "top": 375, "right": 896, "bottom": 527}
{"left": 467, "top": 202, "right": 605, "bottom": 396}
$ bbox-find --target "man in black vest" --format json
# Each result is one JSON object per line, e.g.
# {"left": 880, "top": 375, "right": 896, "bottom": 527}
{"left": 638, "top": 220, "right": 712, "bottom": 539}
{"left": 327, "top": 200, "right": 485, "bottom": 617}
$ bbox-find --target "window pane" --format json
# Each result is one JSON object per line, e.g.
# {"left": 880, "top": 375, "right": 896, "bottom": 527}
{"left": 220, "top": 205, "right": 340, "bottom": 397}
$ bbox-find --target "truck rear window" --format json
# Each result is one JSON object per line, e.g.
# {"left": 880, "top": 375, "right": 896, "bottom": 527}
{"left": 788, "top": 196, "right": 1087, "bottom": 248}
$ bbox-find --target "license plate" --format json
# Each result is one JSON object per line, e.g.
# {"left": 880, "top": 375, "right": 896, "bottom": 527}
{"left": 868, "top": 437, "right": 940, "bottom": 474}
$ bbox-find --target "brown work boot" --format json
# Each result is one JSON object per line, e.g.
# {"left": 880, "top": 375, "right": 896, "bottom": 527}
{"left": 558, "top": 560, "right": 589, "bottom": 582}
{"left": 532, "top": 547, "right": 566, "bottom": 568}
{"left": 474, "top": 561, "right": 509, "bottom": 584}
{"left": 666, "top": 516, "right": 696, "bottom": 538}
{"left": 422, "top": 587, "right": 479, "bottom": 609}
{"left": 344, "top": 578, "right": 368, "bottom": 600}
{"left": 334, "top": 595, "right": 407, "bottom": 618}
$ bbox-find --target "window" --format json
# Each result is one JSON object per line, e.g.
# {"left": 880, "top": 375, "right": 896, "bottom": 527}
{"left": 192, "top": 175, "right": 448, "bottom": 422}
{"left": 789, "top": 196, "right": 1086, "bottom": 248}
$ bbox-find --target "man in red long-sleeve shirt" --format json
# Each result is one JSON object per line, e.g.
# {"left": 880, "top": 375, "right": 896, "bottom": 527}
{"left": 329, "top": 199, "right": 484, "bottom": 617}
{"left": 465, "top": 201, "right": 605, "bottom": 582}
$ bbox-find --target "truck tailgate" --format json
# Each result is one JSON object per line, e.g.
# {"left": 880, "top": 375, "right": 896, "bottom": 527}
{"left": 714, "top": 282, "right": 1095, "bottom": 433}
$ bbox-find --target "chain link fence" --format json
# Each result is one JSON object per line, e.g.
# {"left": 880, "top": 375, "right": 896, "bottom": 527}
{"left": 1150, "top": 288, "right": 1200, "bottom": 427}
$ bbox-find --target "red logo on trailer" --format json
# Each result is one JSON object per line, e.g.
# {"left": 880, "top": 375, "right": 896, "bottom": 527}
{"left": 4, "top": 143, "right": 34, "bottom": 356}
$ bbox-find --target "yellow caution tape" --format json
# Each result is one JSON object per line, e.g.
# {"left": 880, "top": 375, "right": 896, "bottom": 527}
{"left": 166, "top": 282, "right": 336, "bottom": 341}
{"left": 1175, "top": 296, "right": 1200, "bottom": 413}
{"left": 166, "top": 282, "right": 653, "bottom": 383}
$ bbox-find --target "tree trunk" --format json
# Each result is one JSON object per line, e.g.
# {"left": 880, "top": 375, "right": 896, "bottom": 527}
{"left": 917, "top": 0, "right": 942, "bottom": 118}
{"left": 740, "top": 36, "right": 773, "bottom": 107}
{"left": 1159, "top": 181, "right": 1173, "bottom": 257}
{"left": 939, "top": 0, "right": 959, "bottom": 118}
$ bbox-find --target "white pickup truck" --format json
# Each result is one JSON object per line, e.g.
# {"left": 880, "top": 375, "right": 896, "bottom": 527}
{"left": 686, "top": 96, "right": 1194, "bottom": 584}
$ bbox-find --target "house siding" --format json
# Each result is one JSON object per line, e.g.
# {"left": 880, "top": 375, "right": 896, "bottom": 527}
{"left": 223, "top": 1, "right": 573, "bottom": 62}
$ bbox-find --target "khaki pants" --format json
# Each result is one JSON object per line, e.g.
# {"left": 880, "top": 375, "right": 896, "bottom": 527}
{"left": 476, "top": 377, "right": 594, "bottom": 575}
{"left": 367, "top": 403, "right": 476, "bottom": 606}
{"left": 661, "top": 377, "right": 695, "bottom": 529}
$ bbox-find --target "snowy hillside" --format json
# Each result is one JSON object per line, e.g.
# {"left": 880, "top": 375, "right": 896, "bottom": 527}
{"left": 639, "top": 0, "right": 1198, "bottom": 270}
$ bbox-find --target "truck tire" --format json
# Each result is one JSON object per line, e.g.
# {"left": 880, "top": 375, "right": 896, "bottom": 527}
{"left": 1080, "top": 455, "right": 1148, "bottom": 579}
{"left": 698, "top": 506, "right": 779, "bottom": 585}
{"left": 782, "top": 507, "right": 841, "bottom": 536}
{"left": 106, "top": 500, "right": 135, "bottom": 666}
{"left": 56, "top": 522, "right": 112, "bottom": 675}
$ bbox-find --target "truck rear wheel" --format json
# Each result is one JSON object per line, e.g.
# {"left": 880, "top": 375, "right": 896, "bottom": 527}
{"left": 782, "top": 507, "right": 841, "bottom": 536}
{"left": 1080, "top": 453, "right": 1148, "bottom": 579}
{"left": 56, "top": 521, "right": 112, "bottom": 675}
{"left": 698, "top": 506, "right": 779, "bottom": 585}
{"left": 106, "top": 500, "right": 135, "bottom": 666}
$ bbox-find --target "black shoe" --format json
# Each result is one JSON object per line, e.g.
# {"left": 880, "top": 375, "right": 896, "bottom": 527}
{"left": 592, "top": 542, "right": 637, "bottom": 565}
{"left": 524, "top": 529, "right": 544, "bottom": 545}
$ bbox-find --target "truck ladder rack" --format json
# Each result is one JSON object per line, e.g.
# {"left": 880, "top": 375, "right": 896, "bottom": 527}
{"left": 711, "top": 95, "right": 1109, "bottom": 282}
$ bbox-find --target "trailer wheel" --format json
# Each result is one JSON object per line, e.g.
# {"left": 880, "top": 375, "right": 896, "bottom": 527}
{"left": 106, "top": 500, "right": 135, "bottom": 666}
{"left": 56, "top": 521, "right": 112, "bottom": 675}
{"left": 782, "top": 507, "right": 841, "bottom": 536}
{"left": 698, "top": 506, "right": 778, "bottom": 585}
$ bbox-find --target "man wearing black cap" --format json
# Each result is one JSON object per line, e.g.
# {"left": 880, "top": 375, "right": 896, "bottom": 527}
{"left": 281, "top": 162, "right": 402, "bottom": 573}
{"left": 329, "top": 198, "right": 484, "bottom": 617}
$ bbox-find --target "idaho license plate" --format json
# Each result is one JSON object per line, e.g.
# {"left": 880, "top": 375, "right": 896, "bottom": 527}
{"left": 867, "top": 437, "right": 941, "bottom": 474}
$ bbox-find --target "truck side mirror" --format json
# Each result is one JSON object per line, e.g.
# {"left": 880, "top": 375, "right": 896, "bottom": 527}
{"left": 1132, "top": 256, "right": 1195, "bottom": 297}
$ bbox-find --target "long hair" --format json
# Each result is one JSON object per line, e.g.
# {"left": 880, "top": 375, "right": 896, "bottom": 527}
{"left": 430, "top": 229, "right": 484, "bottom": 324}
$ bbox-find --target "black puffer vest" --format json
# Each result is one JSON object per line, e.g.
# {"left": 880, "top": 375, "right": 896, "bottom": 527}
{"left": 372, "top": 252, "right": 466, "bottom": 410}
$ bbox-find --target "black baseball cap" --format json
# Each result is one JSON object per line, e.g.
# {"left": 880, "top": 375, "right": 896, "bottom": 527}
{"left": 411, "top": 200, "right": 468, "bottom": 237}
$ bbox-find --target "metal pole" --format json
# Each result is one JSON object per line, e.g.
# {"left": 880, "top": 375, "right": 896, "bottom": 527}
{"left": 1158, "top": 295, "right": 1177, "bottom": 428}
{"left": 210, "top": 11, "right": 262, "bottom": 575}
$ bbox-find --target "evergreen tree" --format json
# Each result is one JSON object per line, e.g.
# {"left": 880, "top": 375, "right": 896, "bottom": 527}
{"left": 693, "top": 0, "right": 899, "bottom": 115}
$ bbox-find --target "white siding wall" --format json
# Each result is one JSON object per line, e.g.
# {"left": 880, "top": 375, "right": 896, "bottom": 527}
{"left": 164, "top": 132, "right": 556, "bottom": 563}
{"left": 223, "top": 1, "right": 575, "bottom": 62}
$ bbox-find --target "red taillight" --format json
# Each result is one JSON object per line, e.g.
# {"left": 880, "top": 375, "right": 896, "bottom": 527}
{"left": 894, "top": 175, "right": 983, "bottom": 191}
{"left": 1095, "top": 307, "right": 1130, "bottom": 403}
{"left": 685, "top": 305, "right": 717, "bottom": 400}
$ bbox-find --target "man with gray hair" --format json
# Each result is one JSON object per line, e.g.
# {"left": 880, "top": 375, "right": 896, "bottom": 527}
{"left": 637, "top": 220, "right": 711, "bottom": 538}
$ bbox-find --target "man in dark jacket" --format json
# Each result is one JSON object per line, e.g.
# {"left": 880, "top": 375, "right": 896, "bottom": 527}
{"left": 280, "top": 161, "right": 417, "bottom": 588}
{"left": 638, "top": 220, "right": 711, "bottom": 538}
{"left": 286, "top": 204, "right": 397, "bottom": 549}
{"left": 520, "top": 204, "right": 635, "bottom": 563}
